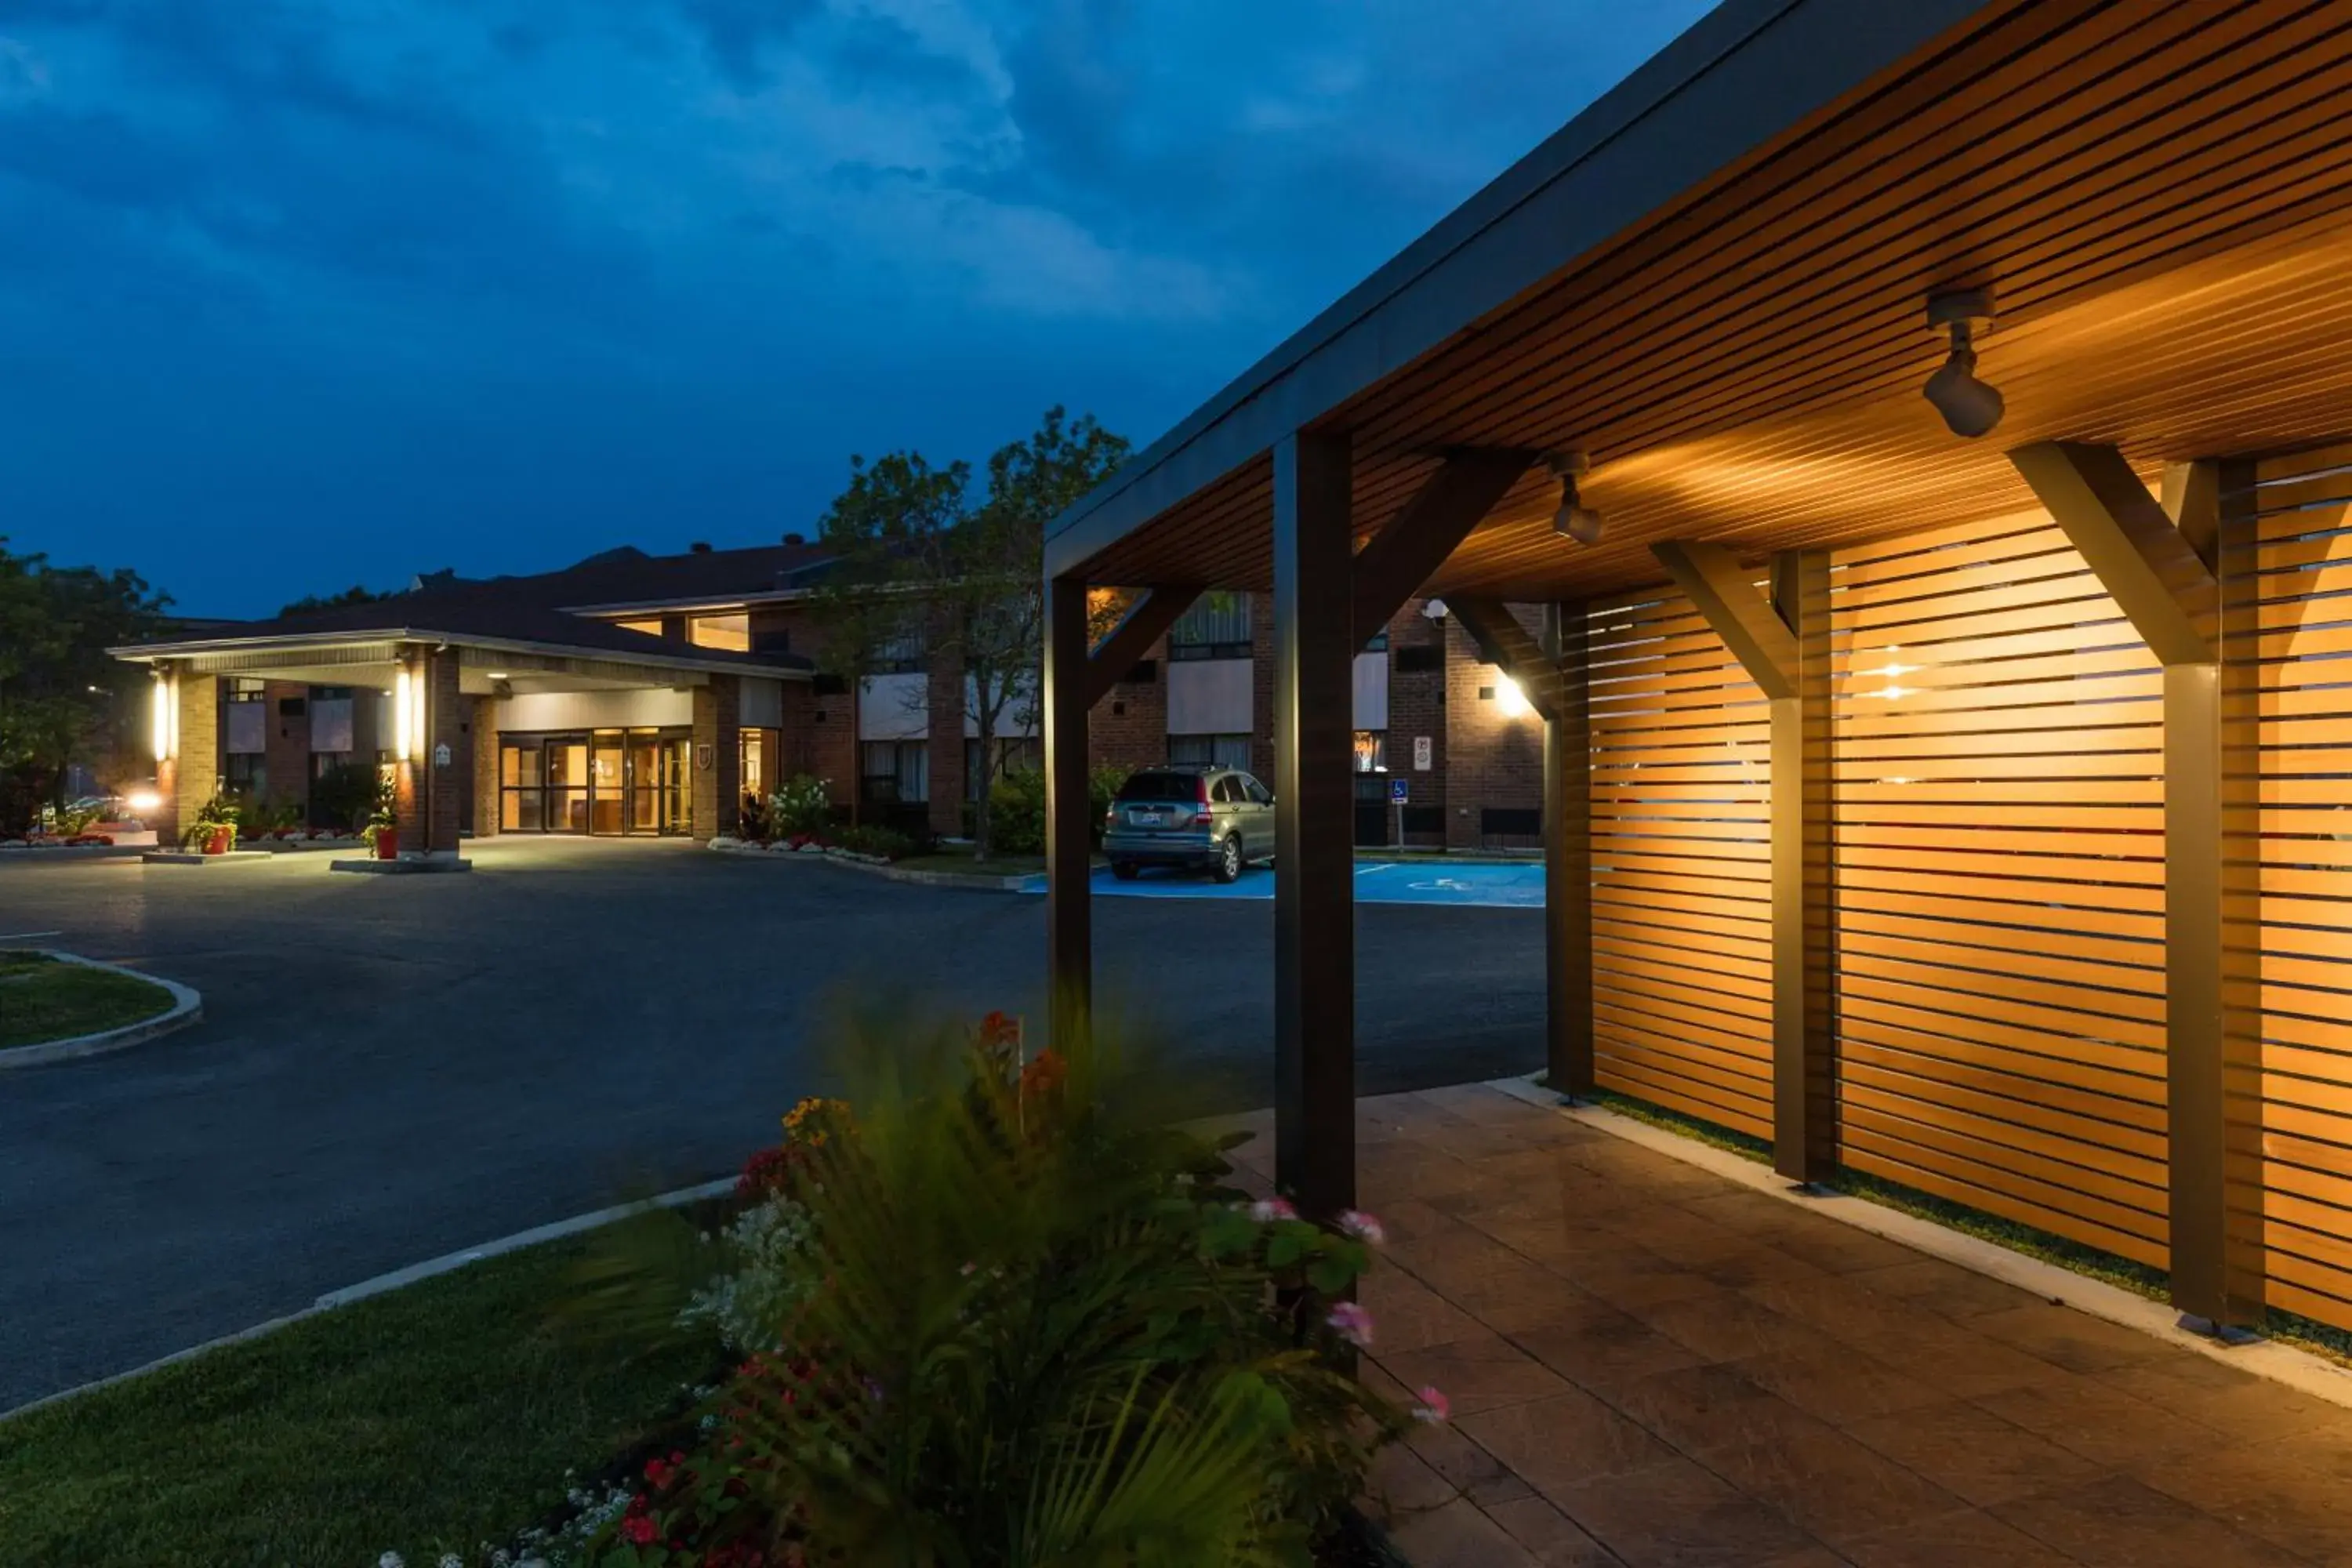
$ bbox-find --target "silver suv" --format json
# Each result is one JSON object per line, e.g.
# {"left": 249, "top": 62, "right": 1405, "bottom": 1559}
{"left": 1103, "top": 766, "right": 1273, "bottom": 883}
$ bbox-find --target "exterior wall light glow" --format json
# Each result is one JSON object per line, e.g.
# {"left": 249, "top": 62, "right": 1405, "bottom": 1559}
{"left": 1549, "top": 451, "right": 1602, "bottom": 545}
{"left": 1923, "top": 289, "right": 2004, "bottom": 438}
{"left": 150, "top": 672, "right": 172, "bottom": 760}
{"left": 125, "top": 788, "right": 162, "bottom": 814}
{"left": 1495, "top": 674, "right": 1530, "bottom": 718}
{"left": 394, "top": 666, "right": 416, "bottom": 760}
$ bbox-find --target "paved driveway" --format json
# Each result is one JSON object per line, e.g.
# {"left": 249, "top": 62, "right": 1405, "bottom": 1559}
{"left": 0, "top": 837, "right": 1543, "bottom": 1409}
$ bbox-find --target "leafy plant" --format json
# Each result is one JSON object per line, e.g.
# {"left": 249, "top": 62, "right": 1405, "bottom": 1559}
{"left": 831, "top": 823, "right": 915, "bottom": 861}
{"left": 310, "top": 760, "right": 382, "bottom": 833}
{"left": 768, "top": 776, "right": 831, "bottom": 838}
{"left": 985, "top": 763, "right": 1129, "bottom": 857}
{"left": 361, "top": 772, "right": 400, "bottom": 846}
{"left": 592, "top": 1011, "right": 1402, "bottom": 1566}
{"left": 179, "top": 793, "right": 239, "bottom": 850}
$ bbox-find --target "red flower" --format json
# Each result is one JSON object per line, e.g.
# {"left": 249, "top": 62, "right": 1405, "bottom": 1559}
{"left": 644, "top": 1456, "right": 674, "bottom": 1488}
{"left": 621, "top": 1513, "right": 659, "bottom": 1544}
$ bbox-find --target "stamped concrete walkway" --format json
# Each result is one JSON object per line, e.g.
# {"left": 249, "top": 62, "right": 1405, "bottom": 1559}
{"left": 1218, "top": 1086, "right": 2352, "bottom": 1566}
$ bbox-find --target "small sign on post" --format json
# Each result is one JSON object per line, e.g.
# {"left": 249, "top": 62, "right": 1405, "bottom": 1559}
{"left": 1388, "top": 777, "right": 1410, "bottom": 804}
{"left": 1412, "top": 735, "right": 1432, "bottom": 771}
{"left": 432, "top": 742, "right": 451, "bottom": 769}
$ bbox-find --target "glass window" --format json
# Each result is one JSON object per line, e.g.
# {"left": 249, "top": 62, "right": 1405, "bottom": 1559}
{"left": 224, "top": 753, "right": 264, "bottom": 795}
{"left": 873, "top": 617, "right": 925, "bottom": 674}
{"left": 614, "top": 617, "right": 664, "bottom": 637}
{"left": 1116, "top": 770, "right": 1205, "bottom": 802}
{"left": 690, "top": 612, "right": 750, "bottom": 652}
{"left": 1167, "top": 591, "right": 1252, "bottom": 659}
{"left": 1169, "top": 733, "right": 1251, "bottom": 771}
{"left": 1243, "top": 775, "right": 1271, "bottom": 804}
{"left": 1353, "top": 731, "right": 1386, "bottom": 773}
{"left": 861, "top": 741, "right": 928, "bottom": 803}
{"left": 1214, "top": 775, "right": 1244, "bottom": 803}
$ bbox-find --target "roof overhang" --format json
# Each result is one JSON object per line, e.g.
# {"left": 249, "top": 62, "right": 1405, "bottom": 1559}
{"left": 109, "top": 628, "right": 808, "bottom": 686}
{"left": 1047, "top": 0, "right": 2352, "bottom": 601}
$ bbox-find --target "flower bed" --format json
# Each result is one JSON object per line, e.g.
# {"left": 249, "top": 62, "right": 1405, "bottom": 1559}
{"left": 464, "top": 1011, "right": 1433, "bottom": 1566}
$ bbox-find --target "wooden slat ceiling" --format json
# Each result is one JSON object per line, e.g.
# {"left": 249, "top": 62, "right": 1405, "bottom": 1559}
{"left": 1076, "top": 0, "right": 2352, "bottom": 599}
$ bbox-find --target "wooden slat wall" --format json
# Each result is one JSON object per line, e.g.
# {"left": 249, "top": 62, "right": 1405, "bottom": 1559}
{"left": 1586, "top": 589, "right": 1773, "bottom": 1137}
{"left": 2247, "top": 442, "right": 2352, "bottom": 1332}
{"left": 1828, "top": 517, "right": 2171, "bottom": 1269}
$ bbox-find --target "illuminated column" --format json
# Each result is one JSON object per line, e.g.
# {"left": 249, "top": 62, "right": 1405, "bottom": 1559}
{"left": 157, "top": 663, "right": 220, "bottom": 847}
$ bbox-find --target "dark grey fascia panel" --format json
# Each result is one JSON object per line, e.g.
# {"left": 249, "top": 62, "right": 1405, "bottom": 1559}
{"left": 1045, "top": 0, "right": 1996, "bottom": 579}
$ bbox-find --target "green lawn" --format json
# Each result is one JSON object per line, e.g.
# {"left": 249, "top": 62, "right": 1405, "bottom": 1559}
{"left": 0, "top": 1236, "right": 713, "bottom": 1568}
{"left": 0, "top": 953, "right": 176, "bottom": 1048}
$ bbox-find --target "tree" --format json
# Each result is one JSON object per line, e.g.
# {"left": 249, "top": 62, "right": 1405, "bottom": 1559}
{"left": 278, "top": 583, "right": 394, "bottom": 617}
{"left": 808, "top": 408, "right": 1130, "bottom": 858}
{"left": 0, "top": 538, "right": 167, "bottom": 833}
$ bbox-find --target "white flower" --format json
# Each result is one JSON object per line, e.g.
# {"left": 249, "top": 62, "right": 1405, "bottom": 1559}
{"left": 379, "top": 1555, "right": 405, "bottom": 1568}
{"left": 1249, "top": 1197, "right": 1298, "bottom": 1222}
{"left": 440, "top": 1555, "right": 463, "bottom": 1568}
{"left": 1338, "top": 1209, "right": 1386, "bottom": 1245}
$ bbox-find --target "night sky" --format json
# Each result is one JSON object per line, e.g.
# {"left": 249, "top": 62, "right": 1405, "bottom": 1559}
{"left": 0, "top": 0, "right": 1709, "bottom": 617}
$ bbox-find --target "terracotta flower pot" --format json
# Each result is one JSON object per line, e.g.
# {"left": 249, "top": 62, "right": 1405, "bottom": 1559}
{"left": 375, "top": 828, "right": 399, "bottom": 861}
{"left": 206, "top": 826, "right": 233, "bottom": 855}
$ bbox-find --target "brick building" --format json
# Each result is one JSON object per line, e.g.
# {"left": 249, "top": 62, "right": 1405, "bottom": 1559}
{"left": 117, "top": 539, "right": 1553, "bottom": 851}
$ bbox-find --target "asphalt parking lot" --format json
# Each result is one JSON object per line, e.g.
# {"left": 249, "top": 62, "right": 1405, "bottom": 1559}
{"left": 0, "top": 837, "right": 1543, "bottom": 1409}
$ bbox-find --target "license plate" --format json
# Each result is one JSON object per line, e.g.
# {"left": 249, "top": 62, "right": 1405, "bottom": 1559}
{"left": 1134, "top": 810, "right": 1163, "bottom": 826}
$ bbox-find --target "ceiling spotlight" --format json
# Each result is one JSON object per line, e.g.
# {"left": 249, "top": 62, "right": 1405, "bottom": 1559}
{"left": 1549, "top": 450, "right": 1602, "bottom": 545}
{"left": 1923, "top": 288, "right": 2004, "bottom": 438}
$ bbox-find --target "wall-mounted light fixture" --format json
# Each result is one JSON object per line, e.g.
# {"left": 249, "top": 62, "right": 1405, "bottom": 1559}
{"left": 1494, "top": 674, "right": 1530, "bottom": 718}
{"left": 150, "top": 670, "right": 173, "bottom": 760}
{"left": 394, "top": 666, "right": 417, "bottom": 760}
{"left": 1923, "top": 289, "right": 2004, "bottom": 438}
{"left": 1549, "top": 451, "right": 1602, "bottom": 545}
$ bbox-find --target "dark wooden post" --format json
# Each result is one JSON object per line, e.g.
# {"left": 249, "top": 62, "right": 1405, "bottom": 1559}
{"left": 1771, "top": 550, "right": 1835, "bottom": 1185}
{"left": 1044, "top": 573, "right": 1093, "bottom": 1051}
{"left": 1543, "top": 602, "right": 1595, "bottom": 1097}
{"left": 1273, "top": 428, "right": 1356, "bottom": 1218}
{"left": 2011, "top": 441, "right": 2263, "bottom": 1330}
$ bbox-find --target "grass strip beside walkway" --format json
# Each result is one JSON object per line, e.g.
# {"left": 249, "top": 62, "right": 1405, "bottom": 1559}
{"left": 0, "top": 1236, "right": 712, "bottom": 1568}
{"left": 0, "top": 953, "right": 175, "bottom": 1048}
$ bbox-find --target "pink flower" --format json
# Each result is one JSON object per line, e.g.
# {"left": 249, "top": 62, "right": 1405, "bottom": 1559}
{"left": 1249, "top": 1197, "right": 1298, "bottom": 1223}
{"left": 1326, "top": 1300, "right": 1376, "bottom": 1348}
{"left": 1338, "top": 1209, "right": 1386, "bottom": 1245}
{"left": 1412, "top": 1385, "right": 1450, "bottom": 1425}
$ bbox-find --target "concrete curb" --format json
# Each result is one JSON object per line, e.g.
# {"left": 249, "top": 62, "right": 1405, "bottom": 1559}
{"left": 0, "top": 1176, "right": 735, "bottom": 1423}
{"left": 140, "top": 849, "right": 274, "bottom": 866}
{"left": 0, "top": 952, "right": 201, "bottom": 1070}
{"left": 708, "top": 841, "right": 1031, "bottom": 891}
{"left": 329, "top": 854, "right": 474, "bottom": 875}
{"left": 1483, "top": 1074, "right": 2352, "bottom": 1412}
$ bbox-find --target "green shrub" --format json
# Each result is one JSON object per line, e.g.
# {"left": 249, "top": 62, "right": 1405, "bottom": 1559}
{"left": 770, "top": 774, "right": 833, "bottom": 837}
{"left": 310, "top": 760, "right": 380, "bottom": 832}
{"left": 985, "top": 762, "right": 1130, "bottom": 855}
{"left": 593, "top": 1011, "right": 1403, "bottom": 1564}
{"left": 833, "top": 822, "right": 916, "bottom": 860}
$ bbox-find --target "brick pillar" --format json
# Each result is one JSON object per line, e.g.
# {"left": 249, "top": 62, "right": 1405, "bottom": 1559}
{"left": 263, "top": 681, "right": 309, "bottom": 818}
{"left": 425, "top": 648, "right": 463, "bottom": 852}
{"left": 692, "top": 677, "right": 742, "bottom": 840}
{"left": 158, "top": 666, "right": 219, "bottom": 845}
{"left": 472, "top": 694, "right": 500, "bottom": 838}
{"left": 927, "top": 651, "right": 966, "bottom": 838}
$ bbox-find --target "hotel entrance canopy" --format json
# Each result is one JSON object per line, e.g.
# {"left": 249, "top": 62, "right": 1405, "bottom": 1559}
{"left": 1039, "top": 0, "right": 2352, "bottom": 1343}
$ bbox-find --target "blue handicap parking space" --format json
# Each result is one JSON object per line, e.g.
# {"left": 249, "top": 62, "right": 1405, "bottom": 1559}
{"left": 1017, "top": 860, "right": 1543, "bottom": 909}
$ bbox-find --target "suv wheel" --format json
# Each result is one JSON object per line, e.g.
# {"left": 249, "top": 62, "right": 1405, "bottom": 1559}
{"left": 1210, "top": 834, "right": 1242, "bottom": 884}
{"left": 1110, "top": 859, "right": 1140, "bottom": 880}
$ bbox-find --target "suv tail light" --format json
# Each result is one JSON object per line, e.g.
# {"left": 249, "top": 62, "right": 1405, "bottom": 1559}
{"left": 1196, "top": 778, "right": 1215, "bottom": 805}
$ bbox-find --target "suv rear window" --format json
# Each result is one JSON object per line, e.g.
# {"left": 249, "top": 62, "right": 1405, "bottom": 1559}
{"left": 1116, "top": 771, "right": 1201, "bottom": 802}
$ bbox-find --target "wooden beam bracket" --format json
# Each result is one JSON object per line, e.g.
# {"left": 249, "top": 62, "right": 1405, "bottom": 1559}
{"left": 1348, "top": 449, "right": 1536, "bottom": 646}
{"left": 1448, "top": 596, "right": 1562, "bottom": 723}
{"left": 1083, "top": 586, "right": 1202, "bottom": 709}
{"left": 1651, "top": 539, "right": 1797, "bottom": 699}
{"left": 2009, "top": 441, "right": 2217, "bottom": 666}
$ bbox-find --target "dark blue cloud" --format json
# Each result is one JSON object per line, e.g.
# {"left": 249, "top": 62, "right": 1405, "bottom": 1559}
{"left": 0, "top": 0, "right": 1710, "bottom": 615}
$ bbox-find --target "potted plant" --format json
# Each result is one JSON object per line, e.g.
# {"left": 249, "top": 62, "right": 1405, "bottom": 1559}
{"left": 181, "top": 794, "right": 239, "bottom": 855}
{"left": 361, "top": 774, "right": 401, "bottom": 860}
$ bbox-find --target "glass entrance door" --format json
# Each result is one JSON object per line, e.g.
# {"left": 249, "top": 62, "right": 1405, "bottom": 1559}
{"left": 549, "top": 739, "right": 589, "bottom": 833}
{"left": 662, "top": 735, "right": 692, "bottom": 835}
{"left": 590, "top": 733, "right": 626, "bottom": 834}
{"left": 630, "top": 735, "right": 661, "bottom": 833}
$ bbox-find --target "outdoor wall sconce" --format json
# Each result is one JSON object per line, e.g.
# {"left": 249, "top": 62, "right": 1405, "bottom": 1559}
{"left": 1923, "top": 289, "right": 2005, "bottom": 438}
{"left": 1549, "top": 450, "right": 1602, "bottom": 545}
{"left": 149, "top": 670, "right": 173, "bottom": 760}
